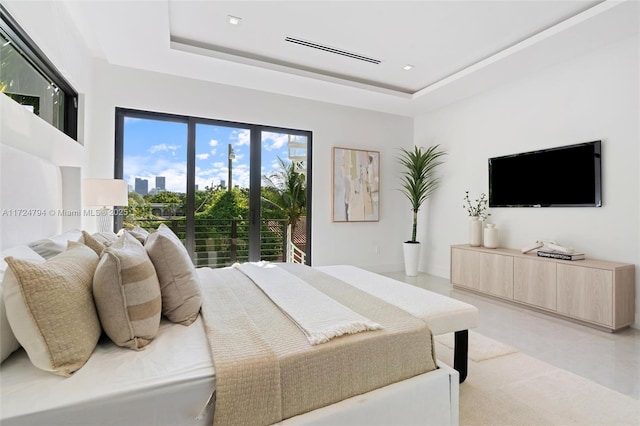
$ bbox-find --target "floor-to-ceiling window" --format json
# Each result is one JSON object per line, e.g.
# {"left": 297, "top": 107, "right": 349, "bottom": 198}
{"left": 115, "top": 108, "right": 312, "bottom": 266}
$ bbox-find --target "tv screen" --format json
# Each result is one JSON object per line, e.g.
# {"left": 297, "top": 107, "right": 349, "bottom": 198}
{"left": 489, "top": 141, "right": 601, "bottom": 207}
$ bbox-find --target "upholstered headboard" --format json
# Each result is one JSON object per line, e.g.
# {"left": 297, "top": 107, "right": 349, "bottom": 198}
{"left": 0, "top": 94, "right": 83, "bottom": 250}
{"left": 0, "top": 144, "right": 65, "bottom": 250}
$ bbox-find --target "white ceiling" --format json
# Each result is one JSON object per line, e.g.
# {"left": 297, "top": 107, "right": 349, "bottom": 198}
{"left": 61, "top": 0, "right": 639, "bottom": 117}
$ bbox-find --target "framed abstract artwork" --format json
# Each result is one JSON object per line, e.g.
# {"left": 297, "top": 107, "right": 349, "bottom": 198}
{"left": 332, "top": 147, "right": 380, "bottom": 222}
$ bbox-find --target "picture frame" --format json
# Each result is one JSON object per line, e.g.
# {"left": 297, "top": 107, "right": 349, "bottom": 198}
{"left": 332, "top": 147, "right": 380, "bottom": 222}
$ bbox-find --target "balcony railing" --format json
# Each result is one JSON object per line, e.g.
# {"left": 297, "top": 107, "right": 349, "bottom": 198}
{"left": 128, "top": 218, "right": 296, "bottom": 268}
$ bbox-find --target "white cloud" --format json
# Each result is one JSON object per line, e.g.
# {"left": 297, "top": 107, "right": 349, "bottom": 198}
{"left": 196, "top": 153, "right": 210, "bottom": 160}
{"left": 209, "top": 139, "right": 218, "bottom": 147}
{"left": 262, "top": 132, "right": 289, "bottom": 151}
{"left": 148, "top": 144, "right": 180, "bottom": 154}
{"left": 233, "top": 129, "right": 251, "bottom": 147}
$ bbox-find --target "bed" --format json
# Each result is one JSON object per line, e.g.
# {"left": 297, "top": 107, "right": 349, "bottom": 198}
{"left": 0, "top": 140, "right": 462, "bottom": 426}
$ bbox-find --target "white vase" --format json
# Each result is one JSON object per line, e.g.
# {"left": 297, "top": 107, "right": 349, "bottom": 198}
{"left": 469, "top": 217, "right": 482, "bottom": 247}
{"left": 403, "top": 242, "right": 421, "bottom": 276}
{"left": 483, "top": 223, "right": 499, "bottom": 249}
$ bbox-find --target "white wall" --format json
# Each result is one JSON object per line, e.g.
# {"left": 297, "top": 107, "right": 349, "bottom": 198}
{"left": 415, "top": 35, "right": 640, "bottom": 327}
{"left": 0, "top": 0, "right": 92, "bottom": 238}
{"left": 2, "top": 0, "right": 94, "bottom": 145}
{"left": 86, "top": 62, "right": 414, "bottom": 271}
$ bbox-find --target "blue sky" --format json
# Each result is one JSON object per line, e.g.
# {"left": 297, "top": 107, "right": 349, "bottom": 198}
{"left": 123, "top": 117, "right": 306, "bottom": 193}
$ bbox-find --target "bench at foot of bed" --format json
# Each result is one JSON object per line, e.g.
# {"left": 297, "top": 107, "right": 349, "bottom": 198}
{"left": 313, "top": 265, "right": 479, "bottom": 384}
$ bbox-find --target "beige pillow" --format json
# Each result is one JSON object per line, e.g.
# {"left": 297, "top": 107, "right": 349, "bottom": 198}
{"left": 0, "top": 246, "right": 45, "bottom": 363}
{"left": 80, "top": 231, "right": 105, "bottom": 256}
{"left": 145, "top": 224, "right": 201, "bottom": 325}
{"left": 93, "top": 232, "right": 161, "bottom": 350}
{"left": 127, "top": 225, "right": 150, "bottom": 244}
{"left": 3, "top": 242, "right": 101, "bottom": 376}
{"left": 79, "top": 230, "right": 118, "bottom": 256}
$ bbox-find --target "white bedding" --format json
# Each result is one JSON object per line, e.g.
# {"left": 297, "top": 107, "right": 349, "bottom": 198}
{"left": 1, "top": 318, "right": 215, "bottom": 426}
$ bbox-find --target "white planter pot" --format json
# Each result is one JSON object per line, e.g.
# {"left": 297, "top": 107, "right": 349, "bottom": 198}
{"left": 403, "top": 242, "right": 421, "bottom": 276}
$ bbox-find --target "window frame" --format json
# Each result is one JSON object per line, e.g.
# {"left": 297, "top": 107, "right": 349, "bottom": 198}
{"left": 114, "top": 107, "right": 313, "bottom": 265}
{"left": 0, "top": 4, "right": 78, "bottom": 140}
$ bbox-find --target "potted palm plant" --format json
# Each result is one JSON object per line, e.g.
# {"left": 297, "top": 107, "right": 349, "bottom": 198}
{"left": 398, "top": 145, "right": 446, "bottom": 276}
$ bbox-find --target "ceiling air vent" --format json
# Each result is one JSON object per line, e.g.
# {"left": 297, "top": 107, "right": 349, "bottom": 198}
{"left": 284, "top": 36, "right": 381, "bottom": 64}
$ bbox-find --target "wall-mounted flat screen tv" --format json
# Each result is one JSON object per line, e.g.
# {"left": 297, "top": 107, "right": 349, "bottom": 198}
{"left": 489, "top": 141, "right": 602, "bottom": 207}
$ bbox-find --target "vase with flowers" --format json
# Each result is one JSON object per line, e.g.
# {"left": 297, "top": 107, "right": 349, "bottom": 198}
{"left": 463, "top": 191, "right": 490, "bottom": 246}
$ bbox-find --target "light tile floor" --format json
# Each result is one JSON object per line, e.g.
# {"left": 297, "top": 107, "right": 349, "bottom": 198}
{"left": 380, "top": 271, "right": 640, "bottom": 400}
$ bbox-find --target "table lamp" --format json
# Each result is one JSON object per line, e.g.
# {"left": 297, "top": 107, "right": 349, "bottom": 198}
{"left": 83, "top": 178, "right": 128, "bottom": 232}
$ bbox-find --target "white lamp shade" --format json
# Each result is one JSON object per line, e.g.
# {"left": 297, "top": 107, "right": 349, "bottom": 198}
{"left": 83, "top": 179, "right": 129, "bottom": 207}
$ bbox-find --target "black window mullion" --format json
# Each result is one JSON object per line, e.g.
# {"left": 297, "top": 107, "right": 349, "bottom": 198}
{"left": 248, "top": 126, "right": 262, "bottom": 262}
{"left": 305, "top": 133, "right": 313, "bottom": 266}
{"left": 113, "top": 109, "right": 125, "bottom": 231}
{"left": 186, "top": 119, "right": 196, "bottom": 261}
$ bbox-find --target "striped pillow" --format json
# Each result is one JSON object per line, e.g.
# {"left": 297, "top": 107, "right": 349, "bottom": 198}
{"left": 93, "top": 232, "right": 161, "bottom": 350}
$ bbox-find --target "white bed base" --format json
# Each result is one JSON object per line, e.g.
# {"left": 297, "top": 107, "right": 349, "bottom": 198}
{"left": 279, "top": 361, "right": 459, "bottom": 426}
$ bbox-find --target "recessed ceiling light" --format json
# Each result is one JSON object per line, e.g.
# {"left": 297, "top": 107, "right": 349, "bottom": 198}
{"left": 228, "top": 15, "right": 241, "bottom": 25}
{"left": 403, "top": 64, "right": 414, "bottom": 71}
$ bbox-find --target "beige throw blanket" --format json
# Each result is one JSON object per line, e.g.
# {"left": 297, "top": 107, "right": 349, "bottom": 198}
{"left": 233, "top": 262, "right": 382, "bottom": 345}
{"left": 198, "top": 263, "right": 437, "bottom": 426}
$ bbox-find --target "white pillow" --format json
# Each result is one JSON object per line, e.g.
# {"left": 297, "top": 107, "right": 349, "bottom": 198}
{"left": 1, "top": 246, "right": 45, "bottom": 363}
{"left": 28, "top": 228, "right": 83, "bottom": 259}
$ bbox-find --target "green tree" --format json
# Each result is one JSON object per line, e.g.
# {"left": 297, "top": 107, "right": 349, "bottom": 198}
{"left": 124, "top": 191, "right": 152, "bottom": 227}
{"left": 262, "top": 157, "right": 306, "bottom": 235}
{"left": 145, "top": 191, "right": 185, "bottom": 217}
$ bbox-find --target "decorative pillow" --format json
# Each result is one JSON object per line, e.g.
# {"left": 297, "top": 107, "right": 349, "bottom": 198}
{"left": 0, "top": 246, "right": 45, "bottom": 363}
{"left": 126, "top": 225, "right": 150, "bottom": 244}
{"left": 145, "top": 224, "right": 202, "bottom": 325}
{"left": 93, "top": 232, "right": 161, "bottom": 350}
{"left": 28, "top": 228, "right": 83, "bottom": 259}
{"left": 79, "top": 230, "right": 118, "bottom": 256}
{"left": 3, "top": 242, "right": 101, "bottom": 376}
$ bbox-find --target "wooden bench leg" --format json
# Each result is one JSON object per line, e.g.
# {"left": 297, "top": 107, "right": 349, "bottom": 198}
{"left": 453, "top": 330, "right": 468, "bottom": 383}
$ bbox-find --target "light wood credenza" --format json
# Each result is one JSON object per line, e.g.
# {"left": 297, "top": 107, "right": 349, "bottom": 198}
{"left": 450, "top": 244, "right": 635, "bottom": 332}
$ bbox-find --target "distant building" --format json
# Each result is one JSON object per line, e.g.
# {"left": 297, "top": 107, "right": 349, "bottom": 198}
{"left": 135, "top": 178, "right": 148, "bottom": 196}
{"left": 156, "top": 176, "right": 166, "bottom": 191}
